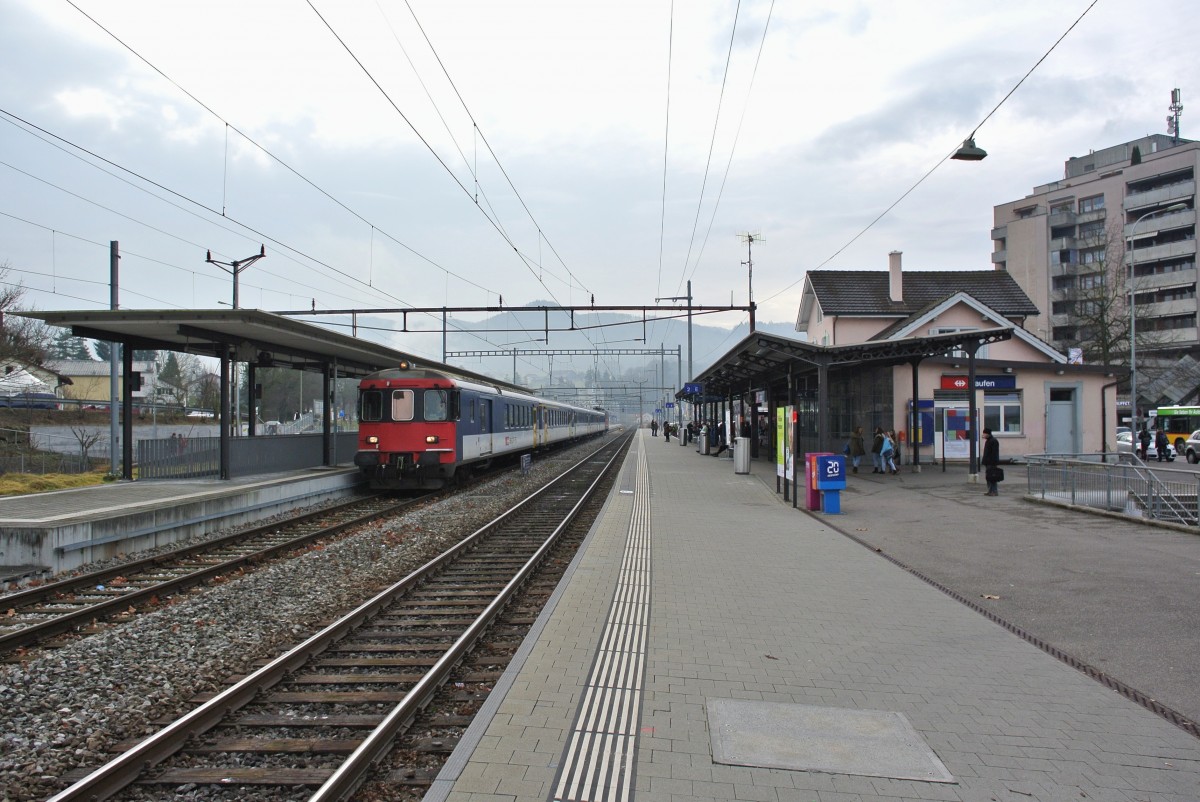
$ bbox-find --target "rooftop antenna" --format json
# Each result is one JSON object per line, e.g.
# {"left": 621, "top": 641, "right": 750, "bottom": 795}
{"left": 737, "top": 232, "right": 761, "bottom": 332}
{"left": 1168, "top": 88, "right": 1183, "bottom": 145}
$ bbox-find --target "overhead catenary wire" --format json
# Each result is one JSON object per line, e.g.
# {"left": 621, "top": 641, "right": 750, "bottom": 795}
{"left": 676, "top": 0, "right": 742, "bottom": 289}
{"left": 304, "top": 0, "right": 585, "bottom": 306}
{"left": 57, "top": 1, "right": 502, "bottom": 301}
{"left": 760, "top": 0, "right": 1102, "bottom": 306}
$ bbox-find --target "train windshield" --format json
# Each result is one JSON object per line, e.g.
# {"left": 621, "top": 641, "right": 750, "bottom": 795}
{"left": 423, "top": 389, "right": 449, "bottom": 421}
{"left": 391, "top": 390, "right": 415, "bottom": 421}
{"left": 359, "top": 390, "right": 384, "bottom": 422}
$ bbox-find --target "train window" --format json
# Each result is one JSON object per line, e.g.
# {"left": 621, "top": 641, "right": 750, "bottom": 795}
{"left": 391, "top": 390, "right": 415, "bottom": 421}
{"left": 360, "top": 390, "right": 384, "bottom": 422}
{"left": 424, "top": 390, "right": 449, "bottom": 421}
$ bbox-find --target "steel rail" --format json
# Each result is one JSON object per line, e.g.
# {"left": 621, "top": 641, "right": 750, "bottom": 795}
{"left": 311, "top": 433, "right": 631, "bottom": 801}
{"left": 46, "top": 432, "right": 631, "bottom": 802}
{"left": 0, "top": 494, "right": 412, "bottom": 654}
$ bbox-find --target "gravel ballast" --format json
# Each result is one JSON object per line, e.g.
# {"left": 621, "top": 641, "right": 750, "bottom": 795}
{"left": 0, "top": 439, "right": 610, "bottom": 801}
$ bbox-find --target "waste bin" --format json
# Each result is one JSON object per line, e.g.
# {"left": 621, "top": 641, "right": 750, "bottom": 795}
{"left": 699, "top": 433, "right": 709, "bottom": 455}
{"left": 734, "top": 436, "right": 751, "bottom": 473}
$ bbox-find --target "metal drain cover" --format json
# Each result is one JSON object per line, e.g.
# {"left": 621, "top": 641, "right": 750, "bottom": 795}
{"left": 707, "top": 699, "right": 954, "bottom": 783}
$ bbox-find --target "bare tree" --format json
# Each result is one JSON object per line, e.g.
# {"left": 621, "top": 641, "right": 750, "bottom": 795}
{"left": 1058, "top": 222, "right": 1174, "bottom": 354}
{"left": 69, "top": 426, "right": 105, "bottom": 466}
{"left": 0, "top": 263, "right": 54, "bottom": 369}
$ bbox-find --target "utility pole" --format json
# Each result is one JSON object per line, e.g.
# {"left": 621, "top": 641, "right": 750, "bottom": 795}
{"left": 738, "top": 233, "right": 761, "bottom": 332}
{"left": 109, "top": 241, "right": 119, "bottom": 477}
{"left": 206, "top": 245, "right": 266, "bottom": 309}
{"left": 655, "top": 280, "right": 693, "bottom": 380}
{"left": 205, "top": 246, "right": 266, "bottom": 437}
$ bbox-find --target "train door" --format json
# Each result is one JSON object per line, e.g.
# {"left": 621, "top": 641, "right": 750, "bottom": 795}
{"left": 535, "top": 405, "right": 546, "bottom": 447}
{"left": 480, "top": 400, "right": 493, "bottom": 455}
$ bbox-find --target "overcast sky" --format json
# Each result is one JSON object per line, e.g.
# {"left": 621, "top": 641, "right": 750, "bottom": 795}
{"left": 3, "top": 0, "right": 1199, "bottom": 371}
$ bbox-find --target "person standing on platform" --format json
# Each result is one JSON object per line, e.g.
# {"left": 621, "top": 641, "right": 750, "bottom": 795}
{"left": 712, "top": 420, "right": 728, "bottom": 456}
{"left": 663, "top": 422, "right": 671, "bottom": 442}
{"left": 982, "top": 427, "right": 1000, "bottom": 496}
{"left": 1154, "top": 427, "right": 1169, "bottom": 461}
{"left": 881, "top": 430, "right": 899, "bottom": 474}
{"left": 849, "top": 426, "right": 866, "bottom": 473}
{"left": 870, "top": 426, "right": 885, "bottom": 473}
{"left": 650, "top": 419, "right": 658, "bottom": 437}
{"left": 1138, "top": 424, "right": 1151, "bottom": 459}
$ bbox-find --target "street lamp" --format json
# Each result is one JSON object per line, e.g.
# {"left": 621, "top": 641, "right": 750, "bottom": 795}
{"left": 1129, "top": 202, "right": 1188, "bottom": 434}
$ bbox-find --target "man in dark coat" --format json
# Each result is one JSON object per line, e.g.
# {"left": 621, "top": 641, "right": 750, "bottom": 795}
{"left": 981, "top": 427, "right": 1000, "bottom": 496}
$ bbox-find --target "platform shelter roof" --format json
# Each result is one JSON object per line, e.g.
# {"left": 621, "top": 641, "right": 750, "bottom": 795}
{"left": 19, "top": 309, "right": 528, "bottom": 391}
{"left": 684, "top": 328, "right": 1015, "bottom": 400}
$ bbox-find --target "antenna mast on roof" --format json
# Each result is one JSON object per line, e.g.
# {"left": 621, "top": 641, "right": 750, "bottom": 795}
{"left": 1168, "top": 88, "right": 1183, "bottom": 145}
{"left": 737, "top": 232, "right": 762, "bottom": 332}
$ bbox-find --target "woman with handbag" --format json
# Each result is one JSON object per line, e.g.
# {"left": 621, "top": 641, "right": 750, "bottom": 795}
{"left": 981, "top": 427, "right": 1001, "bottom": 496}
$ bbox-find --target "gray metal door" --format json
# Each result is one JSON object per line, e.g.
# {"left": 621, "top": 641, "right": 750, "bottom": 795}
{"left": 1046, "top": 388, "right": 1077, "bottom": 454}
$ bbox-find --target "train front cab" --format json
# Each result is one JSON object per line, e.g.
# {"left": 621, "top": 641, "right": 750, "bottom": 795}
{"left": 355, "top": 384, "right": 458, "bottom": 489}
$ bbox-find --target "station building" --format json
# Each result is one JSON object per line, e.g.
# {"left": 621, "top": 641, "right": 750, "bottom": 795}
{"left": 688, "top": 251, "right": 1121, "bottom": 471}
{"left": 795, "top": 251, "right": 1121, "bottom": 459}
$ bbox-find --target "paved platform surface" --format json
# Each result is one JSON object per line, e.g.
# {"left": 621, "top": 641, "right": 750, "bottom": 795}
{"left": 429, "top": 431, "right": 1200, "bottom": 802}
{"left": 0, "top": 466, "right": 362, "bottom": 582}
{"left": 0, "top": 466, "right": 360, "bottom": 526}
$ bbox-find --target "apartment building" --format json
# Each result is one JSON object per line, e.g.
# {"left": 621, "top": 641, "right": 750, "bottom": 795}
{"left": 992, "top": 134, "right": 1199, "bottom": 365}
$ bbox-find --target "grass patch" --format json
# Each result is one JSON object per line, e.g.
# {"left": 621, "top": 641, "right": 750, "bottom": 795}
{"left": 0, "top": 471, "right": 112, "bottom": 497}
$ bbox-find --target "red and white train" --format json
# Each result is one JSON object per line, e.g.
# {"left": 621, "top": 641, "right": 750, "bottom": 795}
{"left": 354, "top": 363, "right": 608, "bottom": 490}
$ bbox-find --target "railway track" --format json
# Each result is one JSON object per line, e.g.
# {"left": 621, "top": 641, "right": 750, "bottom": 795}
{"left": 0, "top": 493, "right": 420, "bottom": 657}
{"left": 49, "top": 431, "right": 633, "bottom": 802}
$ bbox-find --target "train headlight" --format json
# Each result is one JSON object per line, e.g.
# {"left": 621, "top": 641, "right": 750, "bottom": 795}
{"left": 425, "top": 435, "right": 440, "bottom": 444}
{"left": 367, "top": 435, "right": 379, "bottom": 445}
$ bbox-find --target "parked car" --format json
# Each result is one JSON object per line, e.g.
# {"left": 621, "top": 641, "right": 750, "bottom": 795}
{"left": 1116, "top": 431, "right": 1176, "bottom": 461}
{"left": 0, "top": 392, "right": 60, "bottom": 410}
{"left": 1182, "top": 429, "right": 1200, "bottom": 464}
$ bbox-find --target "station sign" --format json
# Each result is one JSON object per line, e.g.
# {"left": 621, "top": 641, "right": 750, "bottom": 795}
{"left": 940, "top": 374, "right": 1016, "bottom": 390}
{"left": 683, "top": 382, "right": 703, "bottom": 395}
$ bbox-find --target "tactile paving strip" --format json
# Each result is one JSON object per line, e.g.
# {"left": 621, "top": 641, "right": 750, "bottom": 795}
{"left": 550, "top": 441, "right": 651, "bottom": 802}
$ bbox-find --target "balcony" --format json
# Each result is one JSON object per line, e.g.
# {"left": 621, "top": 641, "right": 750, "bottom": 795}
{"left": 991, "top": 249, "right": 1007, "bottom": 265}
{"left": 1140, "top": 267, "right": 1198, "bottom": 291}
{"left": 1123, "top": 208, "right": 1195, "bottom": 238}
{"left": 1049, "top": 236, "right": 1077, "bottom": 252}
{"left": 1126, "top": 238, "right": 1197, "bottom": 264}
{"left": 1124, "top": 180, "right": 1196, "bottom": 211}
{"left": 1143, "top": 298, "right": 1198, "bottom": 318}
{"left": 990, "top": 225, "right": 1007, "bottom": 241}
{"left": 1048, "top": 210, "right": 1077, "bottom": 228}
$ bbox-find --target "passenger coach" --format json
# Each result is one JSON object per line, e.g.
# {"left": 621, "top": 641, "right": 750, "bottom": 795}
{"left": 354, "top": 363, "right": 607, "bottom": 490}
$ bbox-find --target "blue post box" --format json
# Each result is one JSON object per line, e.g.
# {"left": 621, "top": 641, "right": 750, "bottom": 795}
{"left": 814, "top": 454, "right": 848, "bottom": 514}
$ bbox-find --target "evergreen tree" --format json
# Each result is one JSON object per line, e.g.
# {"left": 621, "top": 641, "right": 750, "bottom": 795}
{"left": 49, "top": 330, "right": 92, "bottom": 360}
{"left": 159, "top": 352, "right": 182, "bottom": 390}
{"left": 91, "top": 340, "right": 113, "bottom": 361}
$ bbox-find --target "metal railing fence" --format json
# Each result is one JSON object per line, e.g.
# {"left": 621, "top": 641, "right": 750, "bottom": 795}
{"left": 1025, "top": 453, "right": 1200, "bottom": 526}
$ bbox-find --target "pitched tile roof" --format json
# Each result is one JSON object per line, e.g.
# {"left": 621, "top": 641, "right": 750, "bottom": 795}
{"left": 808, "top": 270, "right": 1040, "bottom": 317}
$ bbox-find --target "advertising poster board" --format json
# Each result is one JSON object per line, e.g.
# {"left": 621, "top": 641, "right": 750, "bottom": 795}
{"left": 943, "top": 407, "right": 971, "bottom": 459}
{"left": 777, "top": 406, "right": 794, "bottom": 480}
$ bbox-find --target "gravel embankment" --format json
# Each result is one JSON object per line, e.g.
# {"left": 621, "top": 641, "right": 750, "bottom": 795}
{"left": 0, "top": 440, "right": 608, "bottom": 801}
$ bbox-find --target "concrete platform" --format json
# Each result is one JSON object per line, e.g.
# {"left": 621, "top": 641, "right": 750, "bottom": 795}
{"left": 428, "top": 431, "right": 1200, "bottom": 802}
{"left": 0, "top": 466, "right": 364, "bottom": 581}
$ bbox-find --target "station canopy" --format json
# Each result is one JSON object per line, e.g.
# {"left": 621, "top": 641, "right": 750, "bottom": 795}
{"left": 686, "top": 328, "right": 1015, "bottom": 399}
{"left": 20, "top": 308, "right": 529, "bottom": 391}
